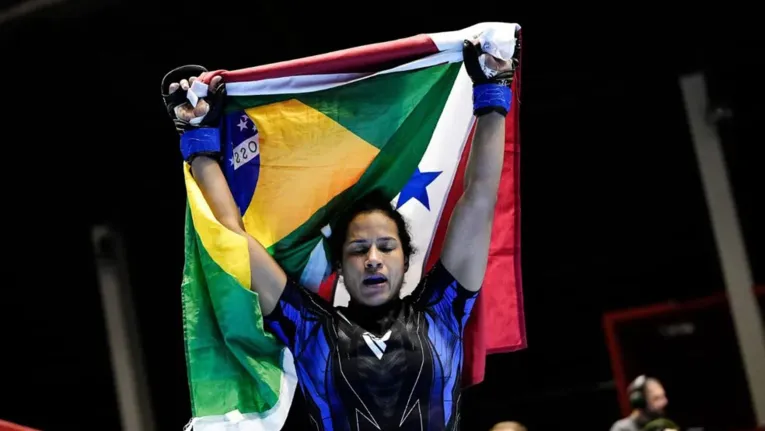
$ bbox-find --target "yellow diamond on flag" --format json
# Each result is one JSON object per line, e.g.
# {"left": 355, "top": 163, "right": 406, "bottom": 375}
{"left": 242, "top": 99, "right": 380, "bottom": 249}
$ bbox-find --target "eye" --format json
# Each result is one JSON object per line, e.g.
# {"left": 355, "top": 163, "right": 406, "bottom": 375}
{"left": 377, "top": 240, "right": 398, "bottom": 253}
{"left": 347, "top": 244, "right": 369, "bottom": 255}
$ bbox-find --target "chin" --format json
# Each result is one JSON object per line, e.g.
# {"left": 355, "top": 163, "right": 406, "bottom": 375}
{"left": 354, "top": 292, "right": 389, "bottom": 307}
{"left": 352, "top": 283, "right": 398, "bottom": 307}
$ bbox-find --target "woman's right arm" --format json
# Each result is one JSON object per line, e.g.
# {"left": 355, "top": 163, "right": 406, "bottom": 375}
{"left": 164, "top": 69, "right": 286, "bottom": 315}
{"left": 190, "top": 156, "right": 287, "bottom": 315}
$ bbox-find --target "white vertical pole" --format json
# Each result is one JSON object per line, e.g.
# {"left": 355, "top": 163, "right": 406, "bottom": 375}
{"left": 91, "top": 225, "right": 156, "bottom": 431}
{"left": 680, "top": 72, "right": 765, "bottom": 425}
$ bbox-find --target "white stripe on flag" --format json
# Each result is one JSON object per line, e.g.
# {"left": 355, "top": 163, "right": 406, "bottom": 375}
{"left": 333, "top": 67, "right": 475, "bottom": 306}
{"left": 225, "top": 50, "right": 461, "bottom": 97}
{"left": 224, "top": 22, "right": 519, "bottom": 98}
{"left": 225, "top": 72, "right": 364, "bottom": 96}
{"left": 428, "top": 22, "right": 520, "bottom": 57}
{"left": 300, "top": 239, "right": 330, "bottom": 291}
{"left": 397, "top": 67, "right": 475, "bottom": 296}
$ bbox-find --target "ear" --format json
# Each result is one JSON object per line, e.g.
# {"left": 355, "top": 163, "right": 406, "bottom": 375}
{"left": 404, "top": 257, "right": 409, "bottom": 272}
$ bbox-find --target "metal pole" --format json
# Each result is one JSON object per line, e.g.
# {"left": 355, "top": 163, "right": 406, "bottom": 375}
{"left": 679, "top": 72, "right": 765, "bottom": 425}
{"left": 91, "top": 225, "right": 156, "bottom": 431}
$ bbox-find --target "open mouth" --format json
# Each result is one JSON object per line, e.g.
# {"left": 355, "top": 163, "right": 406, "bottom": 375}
{"left": 362, "top": 275, "right": 387, "bottom": 287}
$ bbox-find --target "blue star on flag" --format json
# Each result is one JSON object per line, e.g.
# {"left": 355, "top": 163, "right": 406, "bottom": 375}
{"left": 396, "top": 167, "right": 442, "bottom": 210}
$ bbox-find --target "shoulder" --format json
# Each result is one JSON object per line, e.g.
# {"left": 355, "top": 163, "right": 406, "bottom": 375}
{"left": 424, "top": 259, "right": 467, "bottom": 289}
{"left": 290, "top": 277, "right": 338, "bottom": 314}
{"left": 407, "top": 259, "right": 478, "bottom": 305}
{"left": 261, "top": 277, "right": 342, "bottom": 358}
{"left": 609, "top": 418, "right": 638, "bottom": 431}
{"left": 265, "top": 276, "right": 337, "bottom": 321}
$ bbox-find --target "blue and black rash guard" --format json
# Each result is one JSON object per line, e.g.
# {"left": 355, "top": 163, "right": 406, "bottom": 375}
{"left": 264, "top": 259, "right": 478, "bottom": 431}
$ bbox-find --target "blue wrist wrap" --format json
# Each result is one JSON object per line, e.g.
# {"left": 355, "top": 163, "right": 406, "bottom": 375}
{"left": 473, "top": 83, "right": 512, "bottom": 116}
{"left": 180, "top": 127, "right": 221, "bottom": 161}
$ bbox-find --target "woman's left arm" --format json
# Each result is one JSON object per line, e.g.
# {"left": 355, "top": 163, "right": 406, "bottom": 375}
{"left": 440, "top": 112, "right": 505, "bottom": 292}
{"left": 441, "top": 38, "right": 518, "bottom": 292}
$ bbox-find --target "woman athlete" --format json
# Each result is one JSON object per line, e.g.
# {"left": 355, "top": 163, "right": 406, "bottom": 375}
{"left": 162, "top": 38, "right": 518, "bottom": 431}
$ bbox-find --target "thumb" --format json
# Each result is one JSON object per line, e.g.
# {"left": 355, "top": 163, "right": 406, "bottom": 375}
{"left": 210, "top": 75, "right": 223, "bottom": 92}
{"left": 462, "top": 39, "right": 486, "bottom": 83}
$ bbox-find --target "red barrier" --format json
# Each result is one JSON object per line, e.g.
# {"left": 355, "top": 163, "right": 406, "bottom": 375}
{"left": 0, "top": 420, "right": 40, "bottom": 431}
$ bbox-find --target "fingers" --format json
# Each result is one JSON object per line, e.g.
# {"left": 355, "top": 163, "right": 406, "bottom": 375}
{"left": 484, "top": 55, "right": 513, "bottom": 72}
{"left": 169, "top": 75, "right": 198, "bottom": 94}
{"left": 174, "top": 104, "right": 192, "bottom": 121}
{"left": 179, "top": 75, "right": 199, "bottom": 91}
{"left": 193, "top": 100, "right": 210, "bottom": 117}
{"left": 170, "top": 74, "right": 217, "bottom": 120}
{"left": 176, "top": 101, "right": 208, "bottom": 121}
{"left": 193, "top": 76, "right": 221, "bottom": 117}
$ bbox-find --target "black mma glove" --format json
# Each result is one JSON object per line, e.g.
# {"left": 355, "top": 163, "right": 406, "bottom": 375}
{"left": 161, "top": 64, "right": 227, "bottom": 163}
{"left": 462, "top": 35, "right": 519, "bottom": 117}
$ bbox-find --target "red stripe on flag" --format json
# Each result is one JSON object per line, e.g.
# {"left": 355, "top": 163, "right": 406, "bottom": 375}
{"left": 317, "top": 272, "right": 337, "bottom": 302}
{"left": 423, "top": 121, "right": 476, "bottom": 275}
{"left": 204, "top": 34, "right": 440, "bottom": 83}
{"left": 424, "top": 30, "right": 525, "bottom": 387}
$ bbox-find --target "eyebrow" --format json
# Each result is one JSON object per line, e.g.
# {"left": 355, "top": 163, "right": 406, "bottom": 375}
{"left": 347, "top": 237, "right": 398, "bottom": 245}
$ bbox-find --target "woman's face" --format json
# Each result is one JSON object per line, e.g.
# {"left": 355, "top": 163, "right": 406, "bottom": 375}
{"left": 340, "top": 210, "right": 406, "bottom": 307}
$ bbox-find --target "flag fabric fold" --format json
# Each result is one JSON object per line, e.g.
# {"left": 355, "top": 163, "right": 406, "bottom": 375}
{"left": 181, "top": 22, "right": 525, "bottom": 430}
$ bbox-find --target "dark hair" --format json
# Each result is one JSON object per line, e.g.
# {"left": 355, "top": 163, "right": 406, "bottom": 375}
{"left": 328, "top": 191, "right": 415, "bottom": 271}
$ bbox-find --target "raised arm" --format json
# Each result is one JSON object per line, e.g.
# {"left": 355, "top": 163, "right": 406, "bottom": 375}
{"left": 440, "top": 38, "right": 519, "bottom": 292}
{"left": 189, "top": 157, "right": 287, "bottom": 315}
{"left": 162, "top": 66, "right": 286, "bottom": 315}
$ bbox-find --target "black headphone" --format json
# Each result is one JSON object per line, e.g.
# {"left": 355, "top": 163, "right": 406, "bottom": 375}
{"left": 627, "top": 375, "right": 648, "bottom": 409}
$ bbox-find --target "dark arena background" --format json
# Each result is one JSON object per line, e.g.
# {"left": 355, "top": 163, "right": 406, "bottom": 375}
{"left": 1, "top": 3, "right": 763, "bottom": 431}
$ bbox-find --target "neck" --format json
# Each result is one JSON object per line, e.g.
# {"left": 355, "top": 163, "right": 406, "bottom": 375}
{"left": 346, "top": 297, "right": 402, "bottom": 335}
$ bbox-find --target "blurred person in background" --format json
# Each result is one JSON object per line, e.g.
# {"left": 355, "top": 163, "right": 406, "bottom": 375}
{"left": 610, "top": 375, "right": 669, "bottom": 431}
{"left": 490, "top": 421, "right": 527, "bottom": 431}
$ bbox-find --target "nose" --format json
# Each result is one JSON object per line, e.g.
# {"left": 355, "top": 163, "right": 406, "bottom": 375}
{"left": 365, "top": 246, "right": 382, "bottom": 270}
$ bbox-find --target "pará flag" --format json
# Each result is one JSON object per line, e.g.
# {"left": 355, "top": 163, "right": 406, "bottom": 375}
{"left": 181, "top": 22, "right": 525, "bottom": 430}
